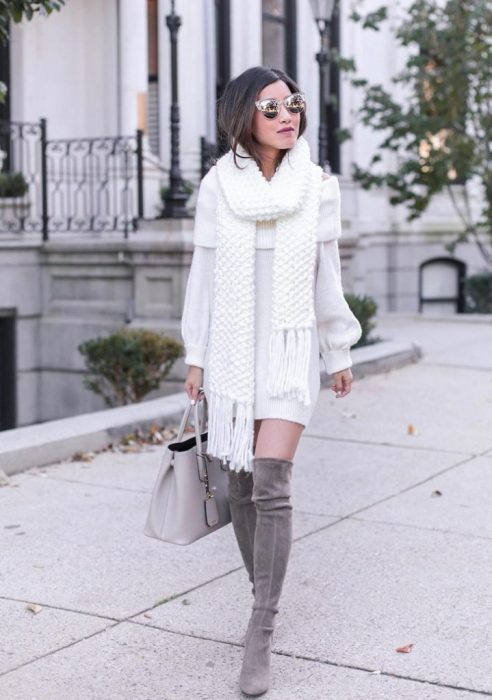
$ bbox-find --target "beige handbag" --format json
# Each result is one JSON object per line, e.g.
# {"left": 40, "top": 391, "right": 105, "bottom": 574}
{"left": 143, "top": 395, "right": 231, "bottom": 545}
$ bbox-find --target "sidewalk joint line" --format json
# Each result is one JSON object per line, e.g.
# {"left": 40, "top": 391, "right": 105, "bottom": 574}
{"left": 0, "top": 620, "right": 122, "bottom": 679}
{"left": 117, "top": 620, "right": 492, "bottom": 697}
{"left": 22, "top": 472, "right": 151, "bottom": 495}
{"left": 0, "top": 595, "right": 120, "bottom": 622}
{"left": 289, "top": 453, "right": 481, "bottom": 545}
{"left": 302, "top": 431, "right": 472, "bottom": 457}
{"left": 349, "top": 515, "right": 492, "bottom": 542}
{"left": 273, "top": 649, "right": 492, "bottom": 697}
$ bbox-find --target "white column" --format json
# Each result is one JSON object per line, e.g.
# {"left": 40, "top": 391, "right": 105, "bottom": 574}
{"left": 118, "top": 0, "right": 148, "bottom": 136}
{"left": 296, "top": 6, "right": 320, "bottom": 160}
{"left": 204, "top": 0, "right": 217, "bottom": 142}
{"left": 9, "top": 0, "right": 118, "bottom": 137}
{"left": 230, "top": 0, "right": 262, "bottom": 76}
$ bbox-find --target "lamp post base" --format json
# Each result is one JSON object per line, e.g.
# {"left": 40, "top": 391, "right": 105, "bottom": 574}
{"left": 160, "top": 191, "right": 192, "bottom": 219}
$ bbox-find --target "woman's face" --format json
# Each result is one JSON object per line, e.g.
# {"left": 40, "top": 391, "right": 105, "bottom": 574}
{"left": 252, "top": 80, "right": 301, "bottom": 153}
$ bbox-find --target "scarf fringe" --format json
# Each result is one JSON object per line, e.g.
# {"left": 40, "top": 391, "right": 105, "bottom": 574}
{"left": 267, "top": 327, "right": 312, "bottom": 406}
{"left": 207, "top": 391, "right": 255, "bottom": 472}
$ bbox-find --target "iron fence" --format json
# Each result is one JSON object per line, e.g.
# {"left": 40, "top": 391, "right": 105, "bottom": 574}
{"left": 0, "top": 119, "right": 144, "bottom": 239}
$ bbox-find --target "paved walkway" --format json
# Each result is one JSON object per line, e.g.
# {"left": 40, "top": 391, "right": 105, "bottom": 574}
{"left": 1, "top": 314, "right": 492, "bottom": 699}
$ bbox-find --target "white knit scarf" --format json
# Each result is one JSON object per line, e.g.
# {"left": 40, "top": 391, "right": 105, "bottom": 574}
{"left": 207, "top": 136, "right": 323, "bottom": 472}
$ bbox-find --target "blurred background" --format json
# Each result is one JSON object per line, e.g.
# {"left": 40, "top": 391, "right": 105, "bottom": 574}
{"left": 0, "top": 0, "right": 490, "bottom": 431}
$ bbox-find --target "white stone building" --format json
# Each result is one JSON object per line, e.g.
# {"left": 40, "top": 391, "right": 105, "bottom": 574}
{"left": 0, "top": 0, "right": 485, "bottom": 429}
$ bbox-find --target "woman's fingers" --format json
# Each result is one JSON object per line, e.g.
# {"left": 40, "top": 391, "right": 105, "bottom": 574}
{"left": 185, "top": 369, "right": 204, "bottom": 403}
{"left": 190, "top": 387, "right": 205, "bottom": 404}
{"left": 331, "top": 369, "right": 353, "bottom": 398}
{"left": 341, "top": 373, "right": 352, "bottom": 396}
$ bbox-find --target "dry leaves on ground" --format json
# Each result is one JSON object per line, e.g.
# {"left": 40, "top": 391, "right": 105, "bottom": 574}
{"left": 68, "top": 422, "right": 179, "bottom": 463}
{"left": 25, "top": 603, "right": 43, "bottom": 615}
{"left": 70, "top": 451, "right": 95, "bottom": 463}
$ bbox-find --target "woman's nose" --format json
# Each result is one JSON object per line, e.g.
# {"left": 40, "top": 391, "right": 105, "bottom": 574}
{"left": 278, "top": 103, "right": 292, "bottom": 121}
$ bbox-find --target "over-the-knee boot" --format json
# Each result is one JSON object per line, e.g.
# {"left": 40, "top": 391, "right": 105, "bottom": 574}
{"left": 227, "top": 468, "right": 257, "bottom": 597}
{"left": 239, "top": 457, "right": 293, "bottom": 697}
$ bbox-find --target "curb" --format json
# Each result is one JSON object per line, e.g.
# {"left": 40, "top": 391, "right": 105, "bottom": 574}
{"left": 0, "top": 394, "right": 189, "bottom": 477}
{"left": 321, "top": 339, "right": 422, "bottom": 386}
{"left": 1, "top": 341, "right": 421, "bottom": 477}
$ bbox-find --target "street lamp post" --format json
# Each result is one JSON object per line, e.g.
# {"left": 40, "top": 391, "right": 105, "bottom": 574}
{"left": 309, "top": 0, "right": 337, "bottom": 170}
{"left": 162, "top": 0, "right": 191, "bottom": 218}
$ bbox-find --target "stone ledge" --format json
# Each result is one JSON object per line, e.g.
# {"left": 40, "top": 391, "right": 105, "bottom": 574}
{"left": 378, "top": 311, "right": 492, "bottom": 324}
{"left": 0, "top": 394, "right": 189, "bottom": 477}
{"left": 1, "top": 340, "right": 421, "bottom": 477}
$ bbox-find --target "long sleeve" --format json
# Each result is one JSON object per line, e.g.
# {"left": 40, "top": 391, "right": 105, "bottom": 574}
{"left": 180, "top": 166, "right": 218, "bottom": 368}
{"left": 181, "top": 245, "right": 215, "bottom": 368}
{"left": 315, "top": 236, "right": 362, "bottom": 376}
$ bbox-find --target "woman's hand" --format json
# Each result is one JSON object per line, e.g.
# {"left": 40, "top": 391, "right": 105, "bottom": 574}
{"left": 330, "top": 368, "right": 353, "bottom": 398}
{"left": 185, "top": 365, "right": 204, "bottom": 404}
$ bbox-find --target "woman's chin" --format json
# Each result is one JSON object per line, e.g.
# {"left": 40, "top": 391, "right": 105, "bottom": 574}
{"left": 276, "top": 132, "right": 297, "bottom": 144}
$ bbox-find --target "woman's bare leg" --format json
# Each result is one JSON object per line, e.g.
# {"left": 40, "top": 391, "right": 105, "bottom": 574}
{"left": 253, "top": 418, "right": 262, "bottom": 453}
{"left": 254, "top": 418, "right": 304, "bottom": 460}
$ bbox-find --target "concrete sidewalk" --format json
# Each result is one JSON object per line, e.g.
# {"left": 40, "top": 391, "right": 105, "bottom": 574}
{"left": 1, "top": 314, "right": 492, "bottom": 699}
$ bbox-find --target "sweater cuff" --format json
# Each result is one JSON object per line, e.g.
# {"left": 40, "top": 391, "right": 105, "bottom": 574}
{"left": 184, "top": 344, "right": 207, "bottom": 369}
{"left": 321, "top": 348, "right": 353, "bottom": 376}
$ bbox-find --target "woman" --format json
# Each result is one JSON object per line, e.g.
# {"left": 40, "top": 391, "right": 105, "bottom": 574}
{"left": 181, "top": 66, "right": 362, "bottom": 696}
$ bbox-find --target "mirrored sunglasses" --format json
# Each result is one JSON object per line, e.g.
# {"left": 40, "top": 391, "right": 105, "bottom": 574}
{"left": 254, "top": 92, "right": 306, "bottom": 119}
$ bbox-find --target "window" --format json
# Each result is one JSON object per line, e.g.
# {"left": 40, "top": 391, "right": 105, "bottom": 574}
{"left": 0, "top": 311, "right": 16, "bottom": 430}
{"left": 262, "top": 0, "right": 297, "bottom": 78}
{"left": 215, "top": 0, "right": 231, "bottom": 102}
{"left": 419, "top": 257, "right": 466, "bottom": 314}
{"left": 326, "top": 2, "right": 340, "bottom": 174}
{"left": 0, "top": 35, "right": 9, "bottom": 124}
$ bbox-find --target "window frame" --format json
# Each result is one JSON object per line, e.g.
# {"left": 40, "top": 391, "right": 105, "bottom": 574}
{"left": 261, "top": 0, "right": 297, "bottom": 80}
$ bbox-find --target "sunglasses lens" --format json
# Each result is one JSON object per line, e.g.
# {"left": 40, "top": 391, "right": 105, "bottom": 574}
{"left": 259, "top": 100, "right": 279, "bottom": 118}
{"left": 286, "top": 93, "right": 305, "bottom": 113}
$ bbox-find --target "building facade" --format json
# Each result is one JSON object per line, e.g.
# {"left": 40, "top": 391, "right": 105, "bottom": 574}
{"left": 0, "top": 0, "right": 486, "bottom": 429}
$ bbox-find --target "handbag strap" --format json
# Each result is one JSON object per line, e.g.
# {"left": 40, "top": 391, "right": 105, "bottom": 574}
{"left": 173, "top": 395, "right": 228, "bottom": 494}
{"left": 175, "top": 394, "right": 207, "bottom": 444}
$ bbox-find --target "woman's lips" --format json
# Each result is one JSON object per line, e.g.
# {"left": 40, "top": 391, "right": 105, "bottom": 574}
{"left": 278, "top": 129, "right": 294, "bottom": 134}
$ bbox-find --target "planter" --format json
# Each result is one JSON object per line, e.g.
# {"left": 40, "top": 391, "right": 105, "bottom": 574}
{"left": 0, "top": 198, "right": 32, "bottom": 228}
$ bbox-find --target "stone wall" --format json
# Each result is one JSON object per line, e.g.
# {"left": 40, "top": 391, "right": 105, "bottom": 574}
{"left": 0, "top": 221, "right": 486, "bottom": 429}
{"left": 0, "top": 224, "right": 197, "bottom": 427}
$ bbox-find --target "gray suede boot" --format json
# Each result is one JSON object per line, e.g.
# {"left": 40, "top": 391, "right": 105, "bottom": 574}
{"left": 239, "top": 457, "right": 293, "bottom": 697}
{"left": 227, "top": 468, "right": 257, "bottom": 597}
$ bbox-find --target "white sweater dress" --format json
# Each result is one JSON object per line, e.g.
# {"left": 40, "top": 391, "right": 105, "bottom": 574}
{"left": 181, "top": 166, "right": 362, "bottom": 428}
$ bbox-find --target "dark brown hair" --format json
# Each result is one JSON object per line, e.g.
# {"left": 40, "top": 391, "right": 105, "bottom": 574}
{"left": 217, "top": 66, "right": 307, "bottom": 170}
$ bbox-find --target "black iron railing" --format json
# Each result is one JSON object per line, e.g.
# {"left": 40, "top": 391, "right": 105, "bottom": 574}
{"left": 0, "top": 119, "right": 45, "bottom": 236}
{"left": 199, "top": 136, "right": 229, "bottom": 179}
{"left": 0, "top": 119, "right": 144, "bottom": 239}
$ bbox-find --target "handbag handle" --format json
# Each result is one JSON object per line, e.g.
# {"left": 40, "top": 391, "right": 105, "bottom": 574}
{"left": 175, "top": 393, "right": 207, "bottom": 447}
{"left": 174, "top": 393, "right": 228, "bottom": 480}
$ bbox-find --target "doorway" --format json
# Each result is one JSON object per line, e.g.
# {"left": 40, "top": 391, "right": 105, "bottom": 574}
{"left": 0, "top": 310, "right": 16, "bottom": 430}
{"left": 419, "top": 257, "right": 466, "bottom": 314}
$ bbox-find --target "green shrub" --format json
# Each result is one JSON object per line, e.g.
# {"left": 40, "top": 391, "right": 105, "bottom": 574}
{"left": 344, "top": 293, "right": 378, "bottom": 347}
{"left": 464, "top": 271, "right": 492, "bottom": 313}
{"left": 159, "top": 181, "right": 194, "bottom": 201}
{"left": 79, "top": 328, "right": 184, "bottom": 407}
{"left": 0, "top": 171, "right": 29, "bottom": 198}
